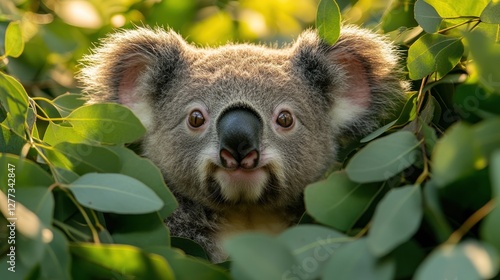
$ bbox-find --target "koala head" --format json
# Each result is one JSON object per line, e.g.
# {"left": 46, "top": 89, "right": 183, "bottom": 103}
{"left": 79, "top": 26, "right": 407, "bottom": 212}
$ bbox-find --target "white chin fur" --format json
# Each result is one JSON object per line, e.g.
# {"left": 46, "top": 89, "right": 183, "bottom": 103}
{"left": 214, "top": 168, "right": 269, "bottom": 202}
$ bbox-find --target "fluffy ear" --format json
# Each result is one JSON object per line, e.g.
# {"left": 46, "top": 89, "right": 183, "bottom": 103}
{"left": 78, "top": 27, "right": 188, "bottom": 128}
{"left": 292, "top": 26, "right": 408, "bottom": 136}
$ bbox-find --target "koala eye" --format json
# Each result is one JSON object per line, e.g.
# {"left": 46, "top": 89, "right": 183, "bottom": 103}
{"left": 276, "top": 110, "right": 293, "bottom": 128}
{"left": 188, "top": 110, "right": 205, "bottom": 128}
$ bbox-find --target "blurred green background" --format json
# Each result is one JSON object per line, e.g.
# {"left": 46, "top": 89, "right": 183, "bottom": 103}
{"left": 0, "top": 0, "right": 396, "bottom": 98}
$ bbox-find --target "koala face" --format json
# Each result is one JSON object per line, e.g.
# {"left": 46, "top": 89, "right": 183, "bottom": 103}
{"left": 79, "top": 26, "right": 407, "bottom": 212}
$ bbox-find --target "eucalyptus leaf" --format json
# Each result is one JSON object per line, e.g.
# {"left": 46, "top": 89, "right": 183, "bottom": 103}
{"left": 414, "top": 0, "right": 442, "bottom": 33}
{"left": 481, "top": 0, "right": 500, "bottom": 24}
{"left": 70, "top": 243, "right": 174, "bottom": 280}
{"left": 407, "top": 34, "right": 464, "bottom": 80}
{"left": 367, "top": 185, "right": 423, "bottom": 257}
{"left": 52, "top": 93, "right": 86, "bottom": 117}
{"left": 65, "top": 103, "right": 146, "bottom": 144}
{"left": 346, "top": 131, "right": 421, "bottom": 183}
{"left": 415, "top": 241, "right": 499, "bottom": 280}
{"left": 67, "top": 173, "right": 164, "bottom": 214}
{"left": 322, "top": 239, "right": 396, "bottom": 280}
{"left": 0, "top": 72, "right": 29, "bottom": 134}
{"left": 423, "top": 0, "right": 489, "bottom": 17}
{"left": 225, "top": 233, "right": 296, "bottom": 280}
{"left": 316, "top": 0, "right": 341, "bottom": 45}
{"left": 4, "top": 21, "right": 24, "bottom": 58}
{"left": 39, "top": 229, "right": 72, "bottom": 280}
{"left": 305, "top": 172, "right": 383, "bottom": 230}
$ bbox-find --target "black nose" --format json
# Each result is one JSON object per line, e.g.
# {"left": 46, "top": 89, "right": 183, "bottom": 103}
{"left": 217, "top": 108, "right": 262, "bottom": 169}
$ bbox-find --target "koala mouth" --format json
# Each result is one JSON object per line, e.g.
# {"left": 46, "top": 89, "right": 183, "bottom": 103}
{"left": 213, "top": 167, "right": 269, "bottom": 203}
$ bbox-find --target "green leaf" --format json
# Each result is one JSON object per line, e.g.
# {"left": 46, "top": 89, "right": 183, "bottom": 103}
{"left": 432, "top": 122, "right": 482, "bottom": 187}
{"left": 414, "top": 0, "right": 442, "bottom": 33}
{"left": 65, "top": 103, "right": 146, "bottom": 144}
{"left": 346, "top": 131, "right": 421, "bottom": 183}
{"left": 225, "top": 233, "right": 296, "bottom": 280}
{"left": 0, "top": 123, "right": 26, "bottom": 154}
{"left": 473, "top": 118, "right": 500, "bottom": 160}
{"left": 4, "top": 21, "right": 24, "bottom": 58}
{"left": 0, "top": 154, "right": 53, "bottom": 192}
{"left": 322, "top": 239, "right": 396, "bottom": 280}
{"left": 146, "top": 246, "right": 230, "bottom": 280}
{"left": 52, "top": 93, "right": 86, "bottom": 117}
{"left": 464, "top": 31, "right": 500, "bottom": 93}
{"left": 423, "top": 0, "right": 489, "bottom": 17}
{"left": 394, "top": 92, "right": 418, "bottom": 126}
{"left": 67, "top": 173, "right": 164, "bottom": 214}
{"left": 481, "top": 0, "right": 500, "bottom": 24}
{"left": 415, "top": 241, "right": 499, "bottom": 280}
{"left": 278, "top": 225, "right": 349, "bottom": 280}
{"left": 106, "top": 146, "right": 177, "bottom": 217}
{"left": 360, "top": 120, "right": 397, "bottom": 143}
{"left": 39, "top": 229, "right": 71, "bottom": 280}
{"left": 70, "top": 243, "right": 174, "bottom": 280}
{"left": 43, "top": 142, "right": 121, "bottom": 174}
{"left": 316, "top": 0, "right": 341, "bottom": 45}
{"left": 0, "top": 72, "right": 29, "bottom": 134}
{"left": 367, "top": 185, "right": 423, "bottom": 257}
{"left": 381, "top": 0, "right": 418, "bottom": 33}
{"left": 407, "top": 34, "right": 464, "bottom": 80}
{"left": 305, "top": 172, "right": 384, "bottom": 230}
{"left": 480, "top": 206, "right": 500, "bottom": 255}
{"left": 43, "top": 122, "right": 89, "bottom": 146}
{"left": 110, "top": 213, "right": 171, "bottom": 248}
{"left": 17, "top": 187, "right": 54, "bottom": 226}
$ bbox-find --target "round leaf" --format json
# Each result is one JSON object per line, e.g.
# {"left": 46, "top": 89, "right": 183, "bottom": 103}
{"left": 414, "top": 0, "right": 442, "bottom": 33}
{"left": 68, "top": 173, "right": 164, "bottom": 214}
{"left": 4, "top": 21, "right": 24, "bottom": 58}
{"left": 224, "top": 233, "right": 296, "bottom": 280}
{"left": 316, "top": 0, "right": 341, "bottom": 45}
{"left": 346, "top": 131, "right": 421, "bottom": 183}
{"left": 415, "top": 241, "right": 499, "bottom": 280}
{"left": 305, "top": 172, "right": 383, "bottom": 230}
{"left": 322, "top": 239, "right": 396, "bottom": 280}
{"left": 407, "top": 34, "right": 464, "bottom": 80}
{"left": 66, "top": 103, "right": 146, "bottom": 144}
{"left": 366, "top": 185, "right": 423, "bottom": 257}
{"left": 481, "top": 0, "right": 500, "bottom": 24}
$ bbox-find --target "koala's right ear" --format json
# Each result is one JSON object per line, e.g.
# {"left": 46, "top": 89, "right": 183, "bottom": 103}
{"left": 78, "top": 27, "right": 188, "bottom": 128}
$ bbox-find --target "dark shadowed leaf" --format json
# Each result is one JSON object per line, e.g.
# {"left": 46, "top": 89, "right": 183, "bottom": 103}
{"left": 481, "top": 0, "right": 500, "bottom": 24}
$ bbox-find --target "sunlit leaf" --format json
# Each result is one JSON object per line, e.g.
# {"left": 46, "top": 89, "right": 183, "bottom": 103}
{"left": 423, "top": 0, "right": 489, "bottom": 17}
{"left": 4, "top": 21, "right": 24, "bottom": 58}
{"left": 67, "top": 173, "right": 164, "bottom": 214}
{"left": 316, "top": 0, "right": 341, "bottom": 45}
{"left": 65, "top": 103, "right": 146, "bottom": 144}
{"left": 464, "top": 31, "right": 500, "bottom": 93}
{"left": 70, "top": 243, "right": 174, "bottom": 280}
{"left": 382, "top": 0, "right": 418, "bottom": 33}
{"left": 414, "top": 0, "right": 442, "bottom": 33}
{"left": 0, "top": 72, "right": 29, "bottom": 134}
{"left": 52, "top": 93, "right": 86, "bottom": 117}
{"left": 346, "top": 131, "right": 421, "bottom": 183}
{"left": 407, "top": 34, "right": 464, "bottom": 80}
{"left": 367, "top": 185, "right": 423, "bottom": 257}
{"left": 481, "top": 0, "right": 500, "bottom": 24}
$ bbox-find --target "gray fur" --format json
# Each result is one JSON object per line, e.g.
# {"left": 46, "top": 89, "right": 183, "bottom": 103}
{"left": 78, "top": 25, "right": 408, "bottom": 263}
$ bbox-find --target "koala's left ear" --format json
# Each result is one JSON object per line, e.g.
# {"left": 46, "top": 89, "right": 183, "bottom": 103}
{"left": 292, "top": 26, "right": 408, "bottom": 136}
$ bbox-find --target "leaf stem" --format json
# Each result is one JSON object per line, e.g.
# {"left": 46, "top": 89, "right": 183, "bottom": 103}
{"left": 445, "top": 198, "right": 496, "bottom": 245}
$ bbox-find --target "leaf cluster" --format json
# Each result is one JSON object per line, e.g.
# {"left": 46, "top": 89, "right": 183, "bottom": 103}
{"left": 1, "top": 0, "right": 500, "bottom": 279}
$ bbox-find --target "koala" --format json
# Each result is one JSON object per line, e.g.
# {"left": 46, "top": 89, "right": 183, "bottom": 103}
{"left": 79, "top": 25, "right": 407, "bottom": 263}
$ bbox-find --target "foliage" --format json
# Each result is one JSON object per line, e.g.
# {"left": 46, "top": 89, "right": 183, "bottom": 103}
{"left": 1, "top": 0, "right": 500, "bottom": 279}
